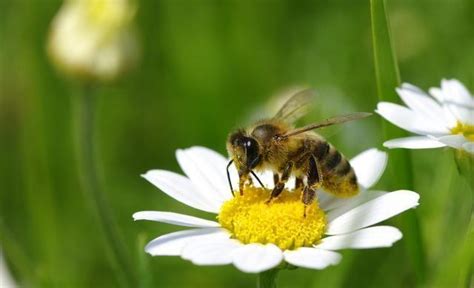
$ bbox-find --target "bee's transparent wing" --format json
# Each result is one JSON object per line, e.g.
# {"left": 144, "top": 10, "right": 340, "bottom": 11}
{"left": 273, "top": 89, "right": 315, "bottom": 124}
{"left": 281, "top": 112, "right": 372, "bottom": 138}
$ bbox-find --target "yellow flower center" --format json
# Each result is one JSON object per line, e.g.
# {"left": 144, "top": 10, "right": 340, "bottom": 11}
{"left": 218, "top": 187, "right": 327, "bottom": 250}
{"left": 451, "top": 121, "right": 474, "bottom": 141}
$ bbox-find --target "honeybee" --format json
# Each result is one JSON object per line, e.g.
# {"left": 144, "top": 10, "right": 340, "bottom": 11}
{"left": 226, "top": 89, "right": 371, "bottom": 216}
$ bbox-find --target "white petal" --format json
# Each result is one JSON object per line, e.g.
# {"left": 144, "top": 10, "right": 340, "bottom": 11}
{"left": 326, "top": 190, "right": 419, "bottom": 235}
{"left": 349, "top": 148, "right": 387, "bottom": 189}
{"left": 186, "top": 147, "right": 235, "bottom": 200}
{"left": 441, "top": 79, "right": 474, "bottom": 107}
{"left": 145, "top": 228, "right": 229, "bottom": 256}
{"left": 445, "top": 103, "right": 474, "bottom": 125}
{"left": 283, "top": 248, "right": 341, "bottom": 270}
{"left": 315, "top": 226, "right": 402, "bottom": 250}
{"left": 253, "top": 170, "right": 275, "bottom": 189}
{"left": 176, "top": 148, "right": 228, "bottom": 208}
{"left": 323, "top": 190, "right": 387, "bottom": 217}
{"left": 397, "top": 85, "right": 447, "bottom": 127}
{"left": 429, "top": 87, "right": 444, "bottom": 102}
{"left": 462, "top": 142, "right": 474, "bottom": 154}
{"left": 384, "top": 136, "right": 446, "bottom": 149}
{"left": 442, "top": 104, "right": 459, "bottom": 127}
{"left": 142, "top": 170, "right": 218, "bottom": 213}
{"left": 133, "top": 211, "right": 219, "bottom": 228}
{"left": 436, "top": 135, "right": 468, "bottom": 149}
{"left": 376, "top": 102, "right": 449, "bottom": 135}
{"left": 181, "top": 238, "right": 242, "bottom": 266}
{"left": 232, "top": 244, "right": 283, "bottom": 273}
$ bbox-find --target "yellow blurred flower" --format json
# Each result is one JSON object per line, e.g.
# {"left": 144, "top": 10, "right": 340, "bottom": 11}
{"left": 47, "top": 0, "right": 139, "bottom": 82}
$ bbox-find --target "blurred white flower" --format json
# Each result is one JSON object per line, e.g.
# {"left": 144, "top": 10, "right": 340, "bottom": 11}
{"left": 376, "top": 79, "right": 474, "bottom": 154}
{"left": 47, "top": 0, "right": 139, "bottom": 82}
{"left": 0, "top": 250, "right": 16, "bottom": 288}
{"left": 134, "top": 146, "right": 419, "bottom": 273}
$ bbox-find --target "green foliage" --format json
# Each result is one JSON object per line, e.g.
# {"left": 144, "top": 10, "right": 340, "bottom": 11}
{"left": 0, "top": 0, "right": 473, "bottom": 287}
{"left": 370, "top": 0, "right": 425, "bottom": 284}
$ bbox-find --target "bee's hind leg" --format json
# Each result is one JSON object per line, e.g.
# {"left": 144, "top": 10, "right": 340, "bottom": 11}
{"left": 302, "top": 155, "right": 323, "bottom": 217}
{"left": 273, "top": 173, "right": 279, "bottom": 187}
{"left": 295, "top": 177, "right": 304, "bottom": 190}
{"left": 266, "top": 162, "right": 293, "bottom": 204}
{"left": 302, "top": 187, "right": 316, "bottom": 217}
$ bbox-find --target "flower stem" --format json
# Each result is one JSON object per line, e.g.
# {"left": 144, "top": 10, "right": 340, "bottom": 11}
{"left": 74, "top": 86, "right": 135, "bottom": 287}
{"left": 258, "top": 268, "right": 280, "bottom": 288}
{"left": 370, "top": 0, "right": 426, "bottom": 284}
{"left": 454, "top": 150, "right": 474, "bottom": 192}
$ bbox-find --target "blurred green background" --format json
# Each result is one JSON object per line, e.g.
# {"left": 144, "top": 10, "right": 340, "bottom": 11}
{"left": 1, "top": 0, "right": 473, "bottom": 287}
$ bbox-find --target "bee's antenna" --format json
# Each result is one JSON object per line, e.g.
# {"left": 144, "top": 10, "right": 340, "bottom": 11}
{"left": 250, "top": 171, "right": 265, "bottom": 189}
{"left": 226, "top": 159, "right": 235, "bottom": 196}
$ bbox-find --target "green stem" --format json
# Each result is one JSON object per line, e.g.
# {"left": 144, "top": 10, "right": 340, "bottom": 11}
{"left": 370, "top": 0, "right": 426, "bottom": 284}
{"left": 454, "top": 150, "right": 474, "bottom": 193}
{"left": 258, "top": 268, "right": 280, "bottom": 288}
{"left": 74, "top": 86, "right": 135, "bottom": 287}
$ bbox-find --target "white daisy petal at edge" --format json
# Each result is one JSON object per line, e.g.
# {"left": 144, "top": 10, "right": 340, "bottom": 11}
{"left": 436, "top": 134, "right": 468, "bottom": 149}
{"left": 323, "top": 190, "right": 387, "bottom": 219}
{"left": 284, "top": 248, "right": 341, "bottom": 270}
{"left": 384, "top": 136, "right": 446, "bottom": 149}
{"left": 176, "top": 149, "right": 228, "bottom": 207}
{"left": 181, "top": 238, "right": 242, "bottom": 266}
{"left": 463, "top": 142, "right": 474, "bottom": 153}
{"left": 396, "top": 85, "right": 446, "bottom": 126}
{"left": 349, "top": 148, "right": 387, "bottom": 189}
{"left": 145, "top": 228, "right": 229, "bottom": 256}
{"left": 232, "top": 244, "right": 283, "bottom": 273}
{"left": 326, "top": 190, "right": 419, "bottom": 235}
{"left": 376, "top": 102, "right": 449, "bottom": 135}
{"left": 445, "top": 103, "right": 474, "bottom": 125}
{"left": 133, "top": 211, "right": 220, "bottom": 228}
{"left": 315, "top": 226, "right": 402, "bottom": 250}
{"left": 184, "top": 147, "right": 234, "bottom": 201}
{"left": 441, "top": 79, "right": 474, "bottom": 107}
{"left": 142, "top": 170, "right": 218, "bottom": 213}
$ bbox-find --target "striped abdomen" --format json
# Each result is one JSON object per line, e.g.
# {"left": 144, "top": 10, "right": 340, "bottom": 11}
{"left": 312, "top": 140, "right": 359, "bottom": 197}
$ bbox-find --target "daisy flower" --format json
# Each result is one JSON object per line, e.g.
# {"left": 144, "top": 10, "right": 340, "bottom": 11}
{"left": 134, "top": 146, "right": 419, "bottom": 273}
{"left": 47, "top": 0, "right": 139, "bottom": 82}
{"left": 376, "top": 79, "right": 474, "bottom": 154}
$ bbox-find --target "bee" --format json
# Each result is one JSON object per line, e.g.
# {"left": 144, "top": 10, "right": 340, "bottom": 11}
{"left": 226, "top": 89, "right": 371, "bottom": 216}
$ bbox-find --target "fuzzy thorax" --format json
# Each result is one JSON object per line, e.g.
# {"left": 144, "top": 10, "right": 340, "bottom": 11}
{"left": 218, "top": 187, "right": 326, "bottom": 250}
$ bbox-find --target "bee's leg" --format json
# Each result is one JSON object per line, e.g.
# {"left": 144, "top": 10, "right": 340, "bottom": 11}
{"left": 247, "top": 176, "right": 253, "bottom": 186}
{"left": 266, "top": 162, "right": 293, "bottom": 204}
{"left": 238, "top": 173, "right": 249, "bottom": 196}
{"left": 273, "top": 173, "right": 279, "bottom": 187}
{"left": 295, "top": 177, "right": 304, "bottom": 190}
{"left": 303, "top": 155, "right": 323, "bottom": 217}
{"left": 302, "top": 187, "right": 316, "bottom": 217}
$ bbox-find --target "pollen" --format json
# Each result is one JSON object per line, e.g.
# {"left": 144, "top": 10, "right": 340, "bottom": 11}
{"left": 218, "top": 187, "right": 327, "bottom": 250}
{"left": 451, "top": 121, "right": 474, "bottom": 141}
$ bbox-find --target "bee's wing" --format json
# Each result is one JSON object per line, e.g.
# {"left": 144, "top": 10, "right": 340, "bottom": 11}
{"left": 280, "top": 112, "right": 372, "bottom": 138}
{"left": 273, "top": 89, "right": 315, "bottom": 124}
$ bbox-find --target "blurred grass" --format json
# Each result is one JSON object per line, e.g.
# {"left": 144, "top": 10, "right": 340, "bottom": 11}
{"left": 370, "top": 0, "right": 425, "bottom": 284}
{"left": 0, "top": 0, "right": 473, "bottom": 287}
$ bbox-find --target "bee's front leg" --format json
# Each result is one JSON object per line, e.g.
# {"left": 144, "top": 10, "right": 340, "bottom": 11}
{"left": 266, "top": 162, "right": 293, "bottom": 204}
{"left": 238, "top": 172, "right": 252, "bottom": 196}
{"left": 303, "top": 155, "right": 323, "bottom": 217}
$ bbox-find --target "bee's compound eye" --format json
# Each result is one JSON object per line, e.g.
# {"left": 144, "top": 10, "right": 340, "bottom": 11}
{"left": 243, "top": 137, "right": 260, "bottom": 168}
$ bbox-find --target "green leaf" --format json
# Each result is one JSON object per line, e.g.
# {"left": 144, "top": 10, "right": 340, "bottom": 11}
{"left": 370, "top": 0, "right": 426, "bottom": 284}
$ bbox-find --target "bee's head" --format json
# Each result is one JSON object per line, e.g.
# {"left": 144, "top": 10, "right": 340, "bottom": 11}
{"left": 227, "top": 130, "right": 261, "bottom": 174}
